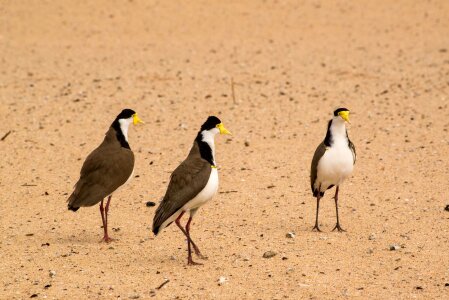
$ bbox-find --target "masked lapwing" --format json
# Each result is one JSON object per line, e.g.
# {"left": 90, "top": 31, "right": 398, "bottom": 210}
{"left": 310, "top": 108, "right": 356, "bottom": 232}
{"left": 152, "top": 116, "right": 231, "bottom": 265}
{"left": 67, "top": 109, "right": 143, "bottom": 242}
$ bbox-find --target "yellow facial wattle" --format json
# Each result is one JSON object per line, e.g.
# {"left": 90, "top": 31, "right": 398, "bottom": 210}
{"left": 216, "top": 123, "right": 232, "bottom": 135}
{"left": 133, "top": 113, "right": 144, "bottom": 125}
{"left": 338, "top": 110, "right": 350, "bottom": 123}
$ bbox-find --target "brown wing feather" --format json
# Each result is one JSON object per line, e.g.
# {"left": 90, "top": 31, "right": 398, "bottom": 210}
{"left": 310, "top": 142, "right": 327, "bottom": 196}
{"left": 67, "top": 129, "right": 134, "bottom": 209}
{"left": 152, "top": 142, "right": 211, "bottom": 234}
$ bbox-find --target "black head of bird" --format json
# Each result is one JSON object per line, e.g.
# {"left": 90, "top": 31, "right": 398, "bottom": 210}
{"left": 199, "top": 116, "right": 232, "bottom": 135}
{"left": 110, "top": 109, "right": 144, "bottom": 147}
{"left": 333, "top": 108, "right": 350, "bottom": 124}
{"left": 113, "top": 108, "right": 144, "bottom": 127}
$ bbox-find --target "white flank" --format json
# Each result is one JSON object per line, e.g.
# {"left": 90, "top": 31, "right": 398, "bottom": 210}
{"left": 158, "top": 168, "right": 219, "bottom": 232}
{"left": 182, "top": 167, "right": 219, "bottom": 211}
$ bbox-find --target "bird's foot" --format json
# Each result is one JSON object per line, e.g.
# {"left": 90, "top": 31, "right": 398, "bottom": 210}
{"left": 312, "top": 225, "right": 322, "bottom": 232}
{"left": 187, "top": 258, "right": 203, "bottom": 266}
{"left": 192, "top": 247, "right": 207, "bottom": 259}
{"left": 99, "top": 236, "right": 114, "bottom": 243}
{"left": 332, "top": 224, "right": 346, "bottom": 232}
{"left": 195, "top": 252, "right": 208, "bottom": 260}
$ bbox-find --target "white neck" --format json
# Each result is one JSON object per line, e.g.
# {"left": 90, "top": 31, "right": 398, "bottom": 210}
{"left": 201, "top": 128, "right": 219, "bottom": 165}
{"left": 330, "top": 117, "right": 348, "bottom": 145}
{"left": 118, "top": 118, "right": 133, "bottom": 142}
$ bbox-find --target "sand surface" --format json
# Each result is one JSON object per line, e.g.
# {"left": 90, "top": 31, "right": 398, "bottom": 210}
{"left": 1, "top": 0, "right": 449, "bottom": 299}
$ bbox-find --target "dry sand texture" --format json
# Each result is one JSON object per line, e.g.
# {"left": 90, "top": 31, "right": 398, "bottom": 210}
{"left": 1, "top": 0, "right": 449, "bottom": 299}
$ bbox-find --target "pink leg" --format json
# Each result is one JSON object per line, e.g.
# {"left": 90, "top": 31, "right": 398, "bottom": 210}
{"left": 99, "top": 199, "right": 107, "bottom": 239}
{"left": 312, "top": 185, "right": 322, "bottom": 232}
{"left": 175, "top": 212, "right": 205, "bottom": 259}
{"left": 100, "top": 196, "right": 114, "bottom": 242}
{"left": 332, "top": 186, "right": 346, "bottom": 232}
{"left": 185, "top": 216, "right": 202, "bottom": 265}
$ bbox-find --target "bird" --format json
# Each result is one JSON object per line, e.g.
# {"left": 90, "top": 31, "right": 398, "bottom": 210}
{"left": 152, "top": 116, "right": 231, "bottom": 265}
{"left": 310, "top": 108, "right": 356, "bottom": 232}
{"left": 67, "top": 108, "right": 143, "bottom": 242}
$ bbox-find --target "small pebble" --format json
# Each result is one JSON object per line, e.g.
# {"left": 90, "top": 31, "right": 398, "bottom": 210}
{"left": 218, "top": 276, "right": 228, "bottom": 286}
{"left": 241, "top": 255, "right": 250, "bottom": 262}
{"left": 49, "top": 270, "right": 56, "bottom": 278}
{"left": 129, "top": 294, "right": 140, "bottom": 299}
{"left": 389, "top": 244, "right": 401, "bottom": 251}
{"left": 368, "top": 234, "right": 376, "bottom": 240}
{"left": 444, "top": 204, "right": 449, "bottom": 212}
{"left": 263, "top": 251, "right": 277, "bottom": 258}
{"left": 286, "top": 232, "right": 295, "bottom": 239}
{"left": 146, "top": 201, "right": 156, "bottom": 207}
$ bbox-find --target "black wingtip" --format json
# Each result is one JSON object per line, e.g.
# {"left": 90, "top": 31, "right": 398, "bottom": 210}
{"left": 152, "top": 227, "right": 159, "bottom": 236}
{"left": 68, "top": 205, "right": 79, "bottom": 212}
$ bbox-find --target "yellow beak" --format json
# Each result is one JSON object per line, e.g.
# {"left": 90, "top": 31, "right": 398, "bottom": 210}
{"left": 216, "top": 123, "right": 232, "bottom": 135}
{"left": 338, "top": 111, "right": 350, "bottom": 123}
{"left": 133, "top": 113, "right": 144, "bottom": 125}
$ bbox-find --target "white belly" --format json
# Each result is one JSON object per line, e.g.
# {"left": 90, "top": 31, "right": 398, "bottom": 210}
{"left": 182, "top": 168, "right": 219, "bottom": 211}
{"left": 316, "top": 143, "right": 354, "bottom": 192}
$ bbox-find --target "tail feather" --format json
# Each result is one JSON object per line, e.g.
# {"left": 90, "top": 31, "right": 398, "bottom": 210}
{"left": 68, "top": 204, "right": 79, "bottom": 212}
{"left": 67, "top": 190, "right": 80, "bottom": 212}
{"left": 152, "top": 226, "right": 160, "bottom": 236}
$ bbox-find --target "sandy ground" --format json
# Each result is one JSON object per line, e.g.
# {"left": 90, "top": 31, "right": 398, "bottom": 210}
{"left": 1, "top": 0, "right": 449, "bottom": 299}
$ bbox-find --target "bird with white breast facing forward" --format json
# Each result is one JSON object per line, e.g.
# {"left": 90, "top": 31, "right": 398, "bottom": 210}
{"left": 310, "top": 108, "right": 356, "bottom": 232}
{"left": 67, "top": 109, "right": 143, "bottom": 242}
{"left": 152, "top": 116, "right": 231, "bottom": 265}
